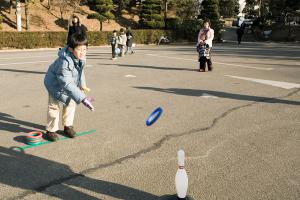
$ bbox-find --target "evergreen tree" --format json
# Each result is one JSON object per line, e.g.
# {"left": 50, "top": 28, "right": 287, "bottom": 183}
{"left": 139, "top": 0, "right": 164, "bottom": 28}
{"left": 128, "top": 0, "right": 138, "bottom": 8}
{"left": 219, "top": 0, "right": 239, "bottom": 18}
{"left": 243, "top": 0, "right": 270, "bottom": 18}
{"left": 174, "top": 0, "right": 199, "bottom": 21}
{"left": 87, "top": 0, "right": 114, "bottom": 31}
{"left": 201, "top": 0, "right": 220, "bottom": 21}
{"left": 113, "top": 0, "right": 130, "bottom": 14}
{"left": 171, "top": 0, "right": 201, "bottom": 40}
{"left": 269, "top": 0, "right": 300, "bottom": 23}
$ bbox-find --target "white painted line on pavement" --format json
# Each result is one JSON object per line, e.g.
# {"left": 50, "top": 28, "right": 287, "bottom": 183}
{"left": 125, "top": 74, "right": 136, "bottom": 78}
{"left": 146, "top": 54, "right": 273, "bottom": 71}
{"left": 0, "top": 61, "right": 51, "bottom": 66}
{"left": 222, "top": 54, "right": 296, "bottom": 60}
{"left": 214, "top": 61, "right": 273, "bottom": 71}
{"left": 225, "top": 75, "right": 300, "bottom": 89}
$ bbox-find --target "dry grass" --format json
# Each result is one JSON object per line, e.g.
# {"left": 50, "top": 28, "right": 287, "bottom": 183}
{"left": 0, "top": 1, "right": 139, "bottom": 32}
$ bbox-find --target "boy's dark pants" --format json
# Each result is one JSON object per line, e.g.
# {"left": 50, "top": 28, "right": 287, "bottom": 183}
{"left": 111, "top": 44, "right": 116, "bottom": 58}
{"left": 199, "top": 56, "right": 213, "bottom": 71}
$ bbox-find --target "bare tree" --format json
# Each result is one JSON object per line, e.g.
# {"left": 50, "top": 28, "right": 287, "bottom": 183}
{"left": 164, "top": 0, "right": 168, "bottom": 29}
{"left": 54, "top": 0, "right": 82, "bottom": 19}
{"left": 16, "top": 0, "right": 22, "bottom": 31}
{"left": 25, "top": 0, "right": 30, "bottom": 30}
{"left": 48, "top": 0, "right": 52, "bottom": 9}
{"left": 69, "top": 0, "right": 81, "bottom": 14}
{"left": 56, "top": 0, "right": 69, "bottom": 19}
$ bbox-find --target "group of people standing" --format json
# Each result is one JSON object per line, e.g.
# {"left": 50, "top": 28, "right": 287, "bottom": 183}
{"left": 67, "top": 14, "right": 212, "bottom": 72}
{"left": 66, "top": 14, "right": 219, "bottom": 73}
{"left": 67, "top": 15, "right": 135, "bottom": 61}
{"left": 110, "top": 27, "right": 134, "bottom": 60}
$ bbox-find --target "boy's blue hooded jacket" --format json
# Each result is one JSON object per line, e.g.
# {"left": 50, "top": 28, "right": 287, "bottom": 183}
{"left": 44, "top": 47, "right": 87, "bottom": 105}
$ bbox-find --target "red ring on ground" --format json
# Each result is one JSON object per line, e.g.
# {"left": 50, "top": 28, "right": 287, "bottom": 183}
{"left": 27, "top": 131, "right": 43, "bottom": 139}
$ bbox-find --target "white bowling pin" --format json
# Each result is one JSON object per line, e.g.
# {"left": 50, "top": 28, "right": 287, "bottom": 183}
{"left": 175, "top": 149, "right": 188, "bottom": 198}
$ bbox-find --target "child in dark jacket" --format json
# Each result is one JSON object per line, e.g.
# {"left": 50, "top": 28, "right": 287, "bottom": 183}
{"left": 110, "top": 30, "right": 118, "bottom": 60}
{"left": 125, "top": 26, "right": 134, "bottom": 54}
{"left": 197, "top": 33, "right": 211, "bottom": 72}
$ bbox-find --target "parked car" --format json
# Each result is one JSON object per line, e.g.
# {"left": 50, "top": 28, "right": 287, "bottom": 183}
{"left": 242, "top": 19, "right": 253, "bottom": 28}
{"left": 232, "top": 18, "right": 253, "bottom": 28}
{"left": 286, "top": 21, "right": 299, "bottom": 26}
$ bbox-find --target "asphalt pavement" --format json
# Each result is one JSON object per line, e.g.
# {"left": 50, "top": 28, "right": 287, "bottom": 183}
{"left": 0, "top": 42, "right": 299, "bottom": 199}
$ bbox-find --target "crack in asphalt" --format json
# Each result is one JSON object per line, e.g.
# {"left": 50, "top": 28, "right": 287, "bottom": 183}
{"left": 13, "top": 88, "right": 300, "bottom": 199}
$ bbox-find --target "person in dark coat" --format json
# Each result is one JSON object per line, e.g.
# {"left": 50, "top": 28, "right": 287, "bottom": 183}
{"left": 236, "top": 25, "right": 245, "bottom": 45}
{"left": 125, "top": 26, "right": 134, "bottom": 54}
{"left": 110, "top": 30, "right": 118, "bottom": 60}
{"left": 67, "top": 15, "right": 87, "bottom": 46}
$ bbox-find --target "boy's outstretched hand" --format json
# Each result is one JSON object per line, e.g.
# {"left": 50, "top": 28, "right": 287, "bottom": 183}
{"left": 82, "top": 97, "right": 95, "bottom": 111}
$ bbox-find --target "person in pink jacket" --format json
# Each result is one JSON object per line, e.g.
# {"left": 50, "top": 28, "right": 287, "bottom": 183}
{"left": 197, "top": 21, "right": 214, "bottom": 72}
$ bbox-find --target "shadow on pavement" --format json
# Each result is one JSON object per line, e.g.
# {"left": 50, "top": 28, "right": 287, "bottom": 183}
{"left": 0, "top": 146, "right": 162, "bottom": 199}
{"left": 0, "top": 68, "right": 46, "bottom": 74}
{"left": 133, "top": 87, "right": 300, "bottom": 106}
{"left": 99, "top": 63, "right": 196, "bottom": 72}
{"left": 0, "top": 112, "right": 45, "bottom": 134}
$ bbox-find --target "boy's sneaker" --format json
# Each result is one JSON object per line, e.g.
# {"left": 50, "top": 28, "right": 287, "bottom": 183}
{"left": 64, "top": 126, "right": 76, "bottom": 138}
{"left": 45, "top": 131, "right": 58, "bottom": 141}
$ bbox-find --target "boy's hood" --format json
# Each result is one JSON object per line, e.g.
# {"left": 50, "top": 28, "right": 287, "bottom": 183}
{"left": 58, "top": 46, "right": 72, "bottom": 59}
{"left": 57, "top": 46, "right": 85, "bottom": 67}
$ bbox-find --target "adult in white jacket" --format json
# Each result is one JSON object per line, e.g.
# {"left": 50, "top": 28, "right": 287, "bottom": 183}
{"left": 197, "top": 21, "right": 214, "bottom": 72}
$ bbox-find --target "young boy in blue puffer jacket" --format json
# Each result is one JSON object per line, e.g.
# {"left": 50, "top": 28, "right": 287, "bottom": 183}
{"left": 44, "top": 33, "right": 94, "bottom": 141}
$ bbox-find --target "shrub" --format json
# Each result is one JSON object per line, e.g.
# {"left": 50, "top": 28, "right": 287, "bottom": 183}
{"left": 0, "top": 30, "right": 178, "bottom": 49}
{"left": 0, "top": 15, "right": 3, "bottom": 31}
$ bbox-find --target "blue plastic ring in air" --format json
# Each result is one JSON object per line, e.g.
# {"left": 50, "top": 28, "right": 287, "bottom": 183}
{"left": 146, "top": 107, "right": 163, "bottom": 126}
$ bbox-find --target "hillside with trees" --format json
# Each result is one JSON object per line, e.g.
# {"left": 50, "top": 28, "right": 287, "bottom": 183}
{"left": 0, "top": 0, "right": 238, "bottom": 33}
{"left": 0, "top": 0, "right": 141, "bottom": 32}
{"left": 0, "top": 0, "right": 298, "bottom": 43}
